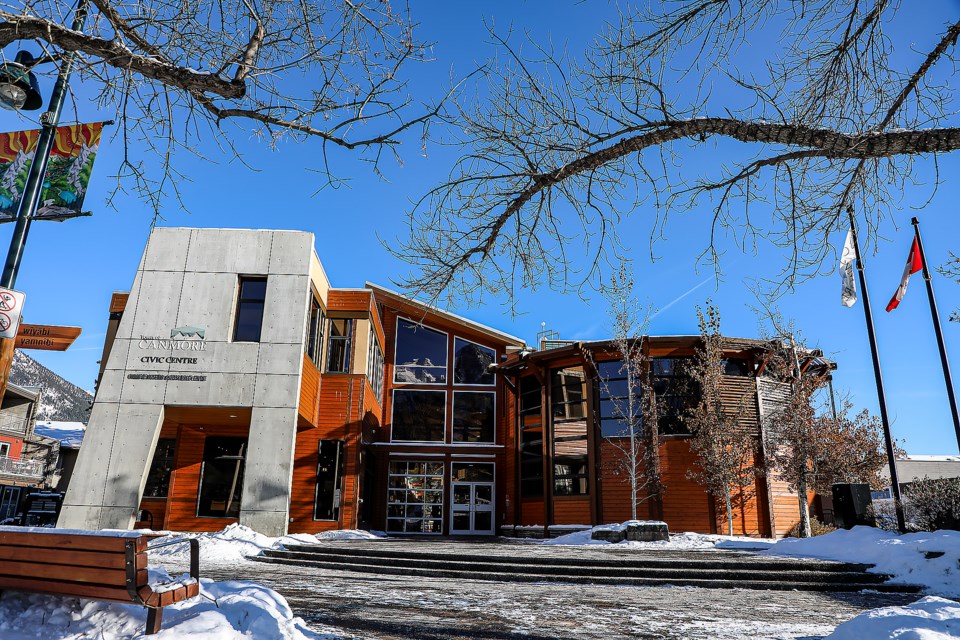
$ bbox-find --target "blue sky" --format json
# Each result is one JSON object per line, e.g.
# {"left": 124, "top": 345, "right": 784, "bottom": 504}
{"left": 2, "top": 2, "right": 960, "bottom": 455}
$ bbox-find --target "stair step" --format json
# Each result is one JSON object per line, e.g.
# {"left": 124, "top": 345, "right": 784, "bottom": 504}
{"left": 260, "top": 549, "right": 888, "bottom": 584}
{"left": 277, "top": 544, "right": 873, "bottom": 573}
{"left": 248, "top": 554, "right": 922, "bottom": 593}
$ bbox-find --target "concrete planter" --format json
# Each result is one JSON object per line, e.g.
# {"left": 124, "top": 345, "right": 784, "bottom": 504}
{"left": 589, "top": 521, "right": 670, "bottom": 543}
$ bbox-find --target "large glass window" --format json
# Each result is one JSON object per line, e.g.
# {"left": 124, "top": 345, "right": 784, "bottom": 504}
{"left": 518, "top": 375, "right": 544, "bottom": 498}
{"left": 453, "top": 391, "right": 495, "bottom": 443}
{"left": 314, "top": 440, "right": 344, "bottom": 521}
{"left": 453, "top": 338, "right": 495, "bottom": 385}
{"left": 367, "top": 329, "right": 385, "bottom": 403}
{"left": 653, "top": 357, "right": 697, "bottom": 435}
{"left": 306, "top": 297, "right": 325, "bottom": 368}
{"left": 326, "top": 318, "right": 353, "bottom": 373}
{"left": 596, "top": 360, "right": 643, "bottom": 438}
{"left": 143, "top": 438, "right": 176, "bottom": 498}
{"left": 392, "top": 389, "right": 446, "bottom": 442}
{"left": 197, "top": 437, "right": 246, "bottom": 518}
{"left": 233, "top": 277, "right": 267, "bottom": 342}
{"left": 394, "top": 319, "right": 447, "bottom": 384}
{"left": 386, "top": 461, "right": 444, "bottom": 534}
{"left": 551, "top": 366, "right": 589, "bottom": 496}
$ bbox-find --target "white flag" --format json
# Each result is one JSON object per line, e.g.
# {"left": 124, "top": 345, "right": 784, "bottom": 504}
{"left": 840, "top": 229, "right": 857, "bottom": 307}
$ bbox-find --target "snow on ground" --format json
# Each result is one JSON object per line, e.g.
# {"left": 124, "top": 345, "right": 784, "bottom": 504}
{"left": 528, "top": 521, "right": 774, "bottom": 550}
{"left": 0, "top": 570, "right": 342, "bottom": 639}
{"left": 147, "top": 523, "right": 383, "bottom": 566}
{"left": 824, "top": 596, "right": 960, "bottom": 639}
{"left": 759, "top": 526, "right": 960, "bottom": 598}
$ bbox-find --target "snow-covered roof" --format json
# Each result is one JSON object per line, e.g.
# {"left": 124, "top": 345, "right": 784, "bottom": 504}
{"left": 33, "top": 421, "right": 85, "bottom": 448}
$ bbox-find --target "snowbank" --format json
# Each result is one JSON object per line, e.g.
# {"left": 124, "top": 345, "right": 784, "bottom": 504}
{"left": 825, "top": 596, "right": 960, "bottom": 639}
{"left": 533, "top": 523, "right": 772, "bottom": 550}
{"left": 760, "top": 526, "right": 960, "bottom": 597}
{"left": 0, "top": 571, "right": 338, "bottom": 639}
{"left": 147, "top": 524, "right": 383, "bottom": 566}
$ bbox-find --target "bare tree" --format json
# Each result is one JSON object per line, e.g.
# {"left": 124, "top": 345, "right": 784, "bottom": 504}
{"left": 593, "top": 261, "right": 662, "bottom": 520}
{"left": 397, "top": 2, "right": 960, "bottom": 305}
{"left": 809, "top": 399, "right": 891, "bottom": 493}
{"left": 686, "top": 303, "right": 758, "bottom": 536}
{"left": 765, "top": 350, "right": 822, "bottom": 538}
{"left": 1, "top": 0, "right": 446, "bottom": 214}
{"left": 937, "top": 254, "right": 960, "bottom": 322}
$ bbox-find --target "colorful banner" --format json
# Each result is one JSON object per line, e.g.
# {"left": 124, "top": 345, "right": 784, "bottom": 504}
{"left": 0, "top": 122, "right": 103, "bottom": 220}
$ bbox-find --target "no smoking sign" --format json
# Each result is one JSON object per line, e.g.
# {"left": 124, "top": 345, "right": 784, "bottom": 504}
{"left": 0, "top": 288, "right": 25, "bottom": 339}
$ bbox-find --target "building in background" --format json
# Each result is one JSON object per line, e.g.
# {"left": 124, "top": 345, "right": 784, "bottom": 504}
{"left": 62, "top": 227, "right": 829, "bottom": 538}
{"left": 0, "top": 383, "right": 62, "bottom": 521}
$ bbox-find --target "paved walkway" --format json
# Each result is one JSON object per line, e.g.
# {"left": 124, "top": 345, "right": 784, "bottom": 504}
{"left": 167, "top": 539, "right": 922, "bottom": 639}
{"left": 203, "top": 561, "right": 918, "bottom": 639}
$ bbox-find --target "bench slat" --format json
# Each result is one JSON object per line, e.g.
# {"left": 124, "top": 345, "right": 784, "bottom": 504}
{"left": 0, "top": 560, "right": 129, "bottom": 586}
{"left": 0, "top": 532, "right": 146, "bottom": 553}
{"left": 0, "top": 575, "right": 136, "bottom": 603}
{"left": 0, "top": 546, "right": 145, "bottom": 570}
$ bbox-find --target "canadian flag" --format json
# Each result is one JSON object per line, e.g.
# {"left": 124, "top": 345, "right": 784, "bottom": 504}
{"left": 886, "top": 237, "right": 924, "bottom": 312}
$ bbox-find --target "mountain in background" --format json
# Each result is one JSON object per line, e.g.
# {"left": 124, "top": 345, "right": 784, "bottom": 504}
{"left": 9, "top": 350, "right": 92, "bottom": 423}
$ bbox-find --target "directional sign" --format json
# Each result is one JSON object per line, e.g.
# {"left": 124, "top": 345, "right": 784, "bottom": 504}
{"left": 0, "top": 288, "right": 25, "bottom": 339}
{"left": 15, "top": 324, "right": 82, "bottom": 351}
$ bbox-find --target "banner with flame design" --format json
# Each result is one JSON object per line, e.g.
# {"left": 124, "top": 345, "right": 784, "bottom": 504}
{"left": 0, "top": 123, "right": 104, "bottom": 220}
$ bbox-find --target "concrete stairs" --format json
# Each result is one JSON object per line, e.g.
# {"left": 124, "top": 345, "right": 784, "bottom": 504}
{"left": 249, "top": 542, "right": 922, "bottom": 593}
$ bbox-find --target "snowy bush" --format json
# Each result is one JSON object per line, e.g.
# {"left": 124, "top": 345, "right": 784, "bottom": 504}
{"left": 902, "top": 476, "right": 960, "bottom": 532}
{"left": 786, "top": 516, "right": 835, "bottom": 538}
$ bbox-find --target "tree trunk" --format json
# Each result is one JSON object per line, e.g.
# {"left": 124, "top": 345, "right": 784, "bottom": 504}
{"left": 725, "top": 491, "right": 734, "bottom": 537}
{"left": 797, "top": 465, "right": 812, "bottom": 538}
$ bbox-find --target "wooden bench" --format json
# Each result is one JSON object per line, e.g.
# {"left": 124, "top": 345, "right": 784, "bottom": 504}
{"left": 0, "top": 527, "right": 200, "bottom": 634}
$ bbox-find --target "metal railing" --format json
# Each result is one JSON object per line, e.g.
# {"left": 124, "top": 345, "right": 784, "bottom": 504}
{"left": 0, "top": 455, "right": 43, "bottom": 478}
{"left": 0, "top": 413, "right": 29, "bottom": 435}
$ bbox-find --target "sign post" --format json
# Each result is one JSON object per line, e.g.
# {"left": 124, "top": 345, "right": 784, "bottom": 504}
{"left": 0, "top": 287, "right": 26, "bottom": 402}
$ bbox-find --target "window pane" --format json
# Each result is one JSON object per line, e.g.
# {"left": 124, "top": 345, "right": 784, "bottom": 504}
{"left": 454, "top": 338, "right": 495, "bottom": 385}
{"left": 143, "top": 439, "right": 176, "bottom": 498}
{"left": 551, "top": 366, "right": 589, "bottom": 495}
{"left": 519, "top": 375, "right": 544, "bottom": 497}
{"left": 234, "top": 302, "right": 264, "bottom": 342}
{"left": 394, "top": 320, "right": 447, "bottom": 384}
{"left": 392, "top": 390, "right": 446, "bottom": 442}
{"left": 314, "top": 440, "right": 344, "bottom": 520}
{"left": 452, "top": 392, "right": 495, "bottom": 443}
{"left": 452, "top": 463, "right": 494, "bottom": 483}
{"left": 240, "top": 278, "right": 267, "bottom": 300}
{"left": 326, "top": 319, "right": 352, "bottom": 373}
{"left": 197, "top": 437, "right": 246, "bottom": 518}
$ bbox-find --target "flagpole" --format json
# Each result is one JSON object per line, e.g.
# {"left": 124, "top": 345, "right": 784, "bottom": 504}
{"left": 847, "top": 207, "right": 907, "bottom": 533}
{"left": 911, "top": 217, "right": 960, "bottom": 452}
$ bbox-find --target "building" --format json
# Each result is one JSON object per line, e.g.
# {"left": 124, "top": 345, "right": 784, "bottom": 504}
{"left": 0, "top": 383, "right": 60, "bottom": 521}
{"left": 61, "top": 227, "right": 826, "bottom": 537}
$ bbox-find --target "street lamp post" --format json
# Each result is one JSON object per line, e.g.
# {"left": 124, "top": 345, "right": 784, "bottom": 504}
{"left": 0, "top": 0, "right": 90, "bottom": 399}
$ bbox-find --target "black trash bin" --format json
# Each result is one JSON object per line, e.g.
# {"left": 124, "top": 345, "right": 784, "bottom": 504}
{"left": 832, "top": 483, "right": 875, "bottom": 529}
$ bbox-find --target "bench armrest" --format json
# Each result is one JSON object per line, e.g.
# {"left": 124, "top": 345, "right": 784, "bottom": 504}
{"left": 147, "top": 538, "right": 200, "bottom": 580}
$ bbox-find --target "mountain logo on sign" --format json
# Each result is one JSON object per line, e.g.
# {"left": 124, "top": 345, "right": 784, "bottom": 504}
{"left": 170, "top": 325, "right": 205, "bottom": 339}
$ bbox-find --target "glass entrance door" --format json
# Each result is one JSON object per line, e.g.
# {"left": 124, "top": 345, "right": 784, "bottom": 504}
{"left": 450, "top": 462, "right": 495, "bottom": 535}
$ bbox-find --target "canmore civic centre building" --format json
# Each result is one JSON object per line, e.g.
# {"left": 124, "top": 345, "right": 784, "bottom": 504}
{"left": 59, "top": 228, "right": 830, "bottom": 538}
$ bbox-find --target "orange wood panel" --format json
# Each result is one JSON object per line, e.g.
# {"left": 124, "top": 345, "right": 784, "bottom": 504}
{"left": 519, "top": 499, "right": 545, "bottom": 526}
{"left": 552, "top": 498, "right": 591, "bottom": 525}
{"left": 109, "top": 292, "right": 129, "bottom": 313}
{"left": 288, "top": 374, "right": 367, "bottom": 534}
{"left": 658, "top": 438, "right": 714, "bottom": 534}
{"left": 327, "top": 290, "right": 373, "bottom": 313}
{"left": 299, "top": 357, "right": 321, "bottom": 426}
{"left": 163, "top": 424, "right": 248, "bottom": 532}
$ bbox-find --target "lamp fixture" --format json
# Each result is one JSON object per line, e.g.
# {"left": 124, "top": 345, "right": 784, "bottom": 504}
{"left": 0, "top": 51, "right": 43, "bottom": 111}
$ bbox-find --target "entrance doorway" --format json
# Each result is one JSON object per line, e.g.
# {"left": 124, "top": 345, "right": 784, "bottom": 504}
{"left": 450, "top": 462, "right": 494, "bottom": 535}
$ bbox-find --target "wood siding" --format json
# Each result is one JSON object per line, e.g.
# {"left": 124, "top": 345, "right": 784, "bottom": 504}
{"left": 298, "top": 357, "right": 321, "bottom": 426}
